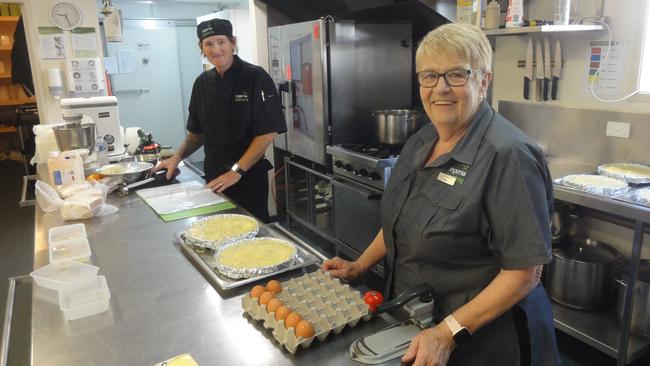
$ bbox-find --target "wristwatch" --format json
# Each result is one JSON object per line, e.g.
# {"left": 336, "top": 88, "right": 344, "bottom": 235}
{"left": 444, "top": 314, "right": 472, "bottom": 345}
{"left": 231, "top": 163, "right": 246, "bottom": 176}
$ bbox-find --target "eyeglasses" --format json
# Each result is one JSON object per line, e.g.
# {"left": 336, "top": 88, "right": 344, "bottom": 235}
{"left": 417, "top": 69, "right": 479, "bottom": 88}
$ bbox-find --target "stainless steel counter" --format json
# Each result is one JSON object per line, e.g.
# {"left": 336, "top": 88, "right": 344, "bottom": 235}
{"left": 28, "top": 169, "right": 394, "bottom": 365}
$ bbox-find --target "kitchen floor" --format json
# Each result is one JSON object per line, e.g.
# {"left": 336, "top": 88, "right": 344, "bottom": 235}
{"left": 1, "top": 162, "right": 650, "bottom": 366}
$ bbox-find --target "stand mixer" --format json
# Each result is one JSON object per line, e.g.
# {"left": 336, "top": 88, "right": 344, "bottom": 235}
{"left": 59, "top": 96, "right": 126, "bottom": 162}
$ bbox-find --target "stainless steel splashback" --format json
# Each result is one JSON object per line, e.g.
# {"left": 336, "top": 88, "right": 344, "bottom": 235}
{"left": 499, "top": 101, "right": 650, "bottom": 178}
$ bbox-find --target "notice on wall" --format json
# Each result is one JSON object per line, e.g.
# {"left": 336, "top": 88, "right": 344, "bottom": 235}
{"left": 584, "top": 40, "right": 627, "bottom": 97}
{"left": 38, "top": 27, "right": 66, "bottom": 59}
{"left": 71, "top": 28, "right": 98, "bottom": 57}
{"left": 104, "top": 56, "right": 119, "bottom": 74}
{"left": 117, "top": 49, "right": 136, "bottom": 74}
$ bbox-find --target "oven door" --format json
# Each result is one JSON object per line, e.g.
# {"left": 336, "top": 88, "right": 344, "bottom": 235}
{"left": 332, "top": 177, "right": 382, "bottom": 255}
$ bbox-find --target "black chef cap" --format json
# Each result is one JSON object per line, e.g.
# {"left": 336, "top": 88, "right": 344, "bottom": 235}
{"left": 197, "top": 18, "right": 233, "bottom": 42}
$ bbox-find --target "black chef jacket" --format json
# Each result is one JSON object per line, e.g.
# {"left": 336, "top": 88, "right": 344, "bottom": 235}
{"left": 186, "top": 55, "right": 286, "bottom": 221}
{"left": 381, "top": 102, "right": 559, "bottom": 365}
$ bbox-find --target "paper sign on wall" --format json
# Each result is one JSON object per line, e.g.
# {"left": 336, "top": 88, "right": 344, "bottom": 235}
{"left": 584, "top": 40, "right": 627, "bottom": 97}
{"left": 38, "top": 27, "right": 66, "bottom": 59}
{"left": 117, "top": 49, "right": 136, "bottom": 73}
{"left": 71, "top": 28, "right": 98, "bottom": 57}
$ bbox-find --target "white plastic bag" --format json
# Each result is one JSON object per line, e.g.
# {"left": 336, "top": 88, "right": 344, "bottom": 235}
{"left": 57, "top": 181, "right": 94, "bottom": 199}
{"left": 35, "top": 180, "right": 64, "bottom": 212}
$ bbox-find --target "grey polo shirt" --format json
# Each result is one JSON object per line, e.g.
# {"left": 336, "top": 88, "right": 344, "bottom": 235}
{"left": 380, "top": 101, "right": 558, "bottom": 365}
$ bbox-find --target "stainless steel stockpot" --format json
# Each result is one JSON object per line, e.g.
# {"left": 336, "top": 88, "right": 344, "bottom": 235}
{"left": 546, "top": 238, "right": 620, "bottom": 311}
{"left": 371, "top": 110, "right": 425, "bottom": 145}
{"left": 616, "top": 259, "right": 650, "bottom": 338}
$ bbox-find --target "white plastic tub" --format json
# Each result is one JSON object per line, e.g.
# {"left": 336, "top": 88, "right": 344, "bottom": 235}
{"left": 59, "top": 275, "right": 110, "bottom": 320}
{"left": 49, "top": 237, "right": 91, "bottom": 263}
{"left": 48, "top": 223, "right": 87, "bottom": 245}
{"left": 30, "top": 261, "right": 99, "bottom": 291}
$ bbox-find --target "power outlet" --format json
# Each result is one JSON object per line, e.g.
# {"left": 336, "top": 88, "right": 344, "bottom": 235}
{"left": 606, "top": 121, "right": 631, "bottom": 138}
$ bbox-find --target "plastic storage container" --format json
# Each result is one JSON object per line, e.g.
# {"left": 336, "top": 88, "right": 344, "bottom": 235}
{"left": 49, "top": 237, "right": 91, "bottom": 263}
{"left": 48, "top": 223, "right": 87, "bottom": 246}
{"left": 59, "top": 275, "right": 110, "bottom": 320}
{"left": 47, "top": 151, "right": 85, "bottom": 187}
{"left": 30, "top": 261, "right": 99, "bottom": 291}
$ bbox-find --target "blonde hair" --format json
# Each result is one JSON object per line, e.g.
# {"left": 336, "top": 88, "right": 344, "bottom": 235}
{"left": 416, "top": 23, "right": 492, "bottom": 72}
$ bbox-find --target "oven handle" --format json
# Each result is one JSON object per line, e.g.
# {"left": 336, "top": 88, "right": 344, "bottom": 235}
{"left": 331, "top": 178, "right": 382, "bottom": 200}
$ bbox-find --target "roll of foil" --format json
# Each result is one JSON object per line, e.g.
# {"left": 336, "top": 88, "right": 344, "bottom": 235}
{"left": 560, "top": 174, "right": 629, "bottom": 196}
{"left": 214, "top": 237, "right": 298, "bottom": 279}
{"left": 633, "top": 188, "right": 650, "bottom": 207}
{"left": 597, "top": 163, "right": 650, "bottom": 184}
{"left": 183, "top": 214, "right": 259, "bottom": 251}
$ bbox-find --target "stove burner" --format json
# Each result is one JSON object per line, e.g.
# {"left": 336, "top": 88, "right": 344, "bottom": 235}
{"left": 339, "top": 143, "right": 401, "bottom": 159}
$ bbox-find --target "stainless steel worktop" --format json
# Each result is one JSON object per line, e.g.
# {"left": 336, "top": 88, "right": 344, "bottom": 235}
{"left": 29, "top": 169, "right": 393, "bottom": 365}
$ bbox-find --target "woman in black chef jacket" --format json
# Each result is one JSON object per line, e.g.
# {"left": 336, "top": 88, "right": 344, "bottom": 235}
{"left": 153, "top": 18, "right": 286, "bottom": 223}
{"left": 322, "top": 23, "right": 559, "bottom": 366}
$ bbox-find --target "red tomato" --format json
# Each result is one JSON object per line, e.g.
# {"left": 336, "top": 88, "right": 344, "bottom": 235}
{"left": 363, "top": 290, "right": 384, "bottom": 312}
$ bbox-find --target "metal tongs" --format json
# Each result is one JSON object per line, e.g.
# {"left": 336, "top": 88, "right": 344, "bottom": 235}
{"left": 119, "top": 168, "right": 180, "bottom": 196}
{"left": 350, "top": 284, "right": 435, "bottom": 364}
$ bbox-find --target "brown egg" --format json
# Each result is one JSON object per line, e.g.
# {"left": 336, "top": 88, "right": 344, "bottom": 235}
{"left": 267, "top": 298, "right": 283, "bottom": 313}
{"left": 285, "top": 312, "right": 302, "bottom": 328}
{"left": 275, "top": 305, "right": 292, "bottom": 321}
{"left": 295, "top": 320, "right": 315, "bottom": 339}
{"left": 250, "top": 285, "right": 266, "bottom": 298}
{"left": 266, "top": 280, "right": 282, "bottom": 294}
{"left": 259, "top": 291, "right": 274, "bottom": 305}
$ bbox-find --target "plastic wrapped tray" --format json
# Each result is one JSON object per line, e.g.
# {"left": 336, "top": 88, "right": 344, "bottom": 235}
{"left": 558, "top": 174, "right": 629, "bottom": 196}
{"left": 183, "top": 214, "right": 259, "bottom": 250}
{"left": 242, "top": 270, "right": 371, "bottom": 353}
{"left": 215, "top": 237, "right": 298, "bottom": 279}
{"left": 598, "top": 163, "right": 650, "bottom": 184}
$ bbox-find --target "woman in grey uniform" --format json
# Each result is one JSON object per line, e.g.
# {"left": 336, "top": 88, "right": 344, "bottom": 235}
{"left": 322, "top": 23, "right": 559, "bottom": 366}
{"left": 153, "top": 18, "right": 286, "bottom": 223}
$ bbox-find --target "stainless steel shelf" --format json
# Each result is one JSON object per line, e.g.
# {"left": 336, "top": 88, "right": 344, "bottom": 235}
{"left": 484, "top": 24, "right": 604, "bottom": 36}
{"left": 553, "top": 185, "right": 650, "bottom": 224}
{"left": 552, "top": 303, "right": 650, "bottom": 364}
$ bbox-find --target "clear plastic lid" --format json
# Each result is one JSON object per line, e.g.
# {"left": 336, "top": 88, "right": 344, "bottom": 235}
{"left": 49, "top": 237, "right": 92, "bottom": 263}
{"left": 30, "top": 261, "right": 99, "bottom": 291}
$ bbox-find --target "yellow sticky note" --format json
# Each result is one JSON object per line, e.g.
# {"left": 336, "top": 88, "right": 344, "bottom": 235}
{"left": 154, "top": 353, "right": 199, "bottom": 366}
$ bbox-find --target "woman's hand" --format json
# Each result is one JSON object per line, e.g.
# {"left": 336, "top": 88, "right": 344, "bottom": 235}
{"left": 321, "top": 257, "right": 363, "bottom": 281}
{"left": 207, "top": 171, "right": 242, "bottom": 193}
{"left": 151, "top": 154, "right": 182, "bottom": 180}
{"left": 401, "top": 325, "right": 456, "bottom": 366}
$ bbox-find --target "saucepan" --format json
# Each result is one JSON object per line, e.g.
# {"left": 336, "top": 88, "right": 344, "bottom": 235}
{"left": 371, "top": 110, "right": 426, "bottom": 145}
{"left": 615, "top": 259, "right": 650, "bottom": 338}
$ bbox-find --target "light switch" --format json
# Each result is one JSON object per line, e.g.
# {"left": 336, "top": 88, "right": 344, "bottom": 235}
{"left": 606, "top": 121, "right": 631, "bottom": 138}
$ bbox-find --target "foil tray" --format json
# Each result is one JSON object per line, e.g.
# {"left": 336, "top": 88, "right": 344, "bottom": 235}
{"left": 598, "top": 163, "right": 650, "bottom": 184}
{"left": 557, "top": 174, "right": 629, "bottom": 197}
{"left": 174, "top": 223, "right": 321, "bottom": 290}
{"left": 215, "top": 237, "right": 298, "bottom": 280}
{"left": 183, "top": 214, "right": 259, "bottom": 250}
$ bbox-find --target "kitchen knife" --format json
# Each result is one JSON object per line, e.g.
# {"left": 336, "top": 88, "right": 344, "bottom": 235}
{"left": 552, "top": 39, "right": 562, "bottom": 100}
{"left": 543, "top": 37, "right": 551, "bottom": 101}
{"left": 535, "top": 39, "right": 544, "bottom": 101}
{"left": 523, "top": 38, "right": 533, "bottom": 100}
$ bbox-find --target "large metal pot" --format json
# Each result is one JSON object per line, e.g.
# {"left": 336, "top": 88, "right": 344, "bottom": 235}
{"left": 371, "top": 110, "right": 425, "bottom": 145}
{"left": 616, "top": 259, "right": 650, "bottom": 338}
{"left": 546, "top": 238, "right": 620, "bottom": 310}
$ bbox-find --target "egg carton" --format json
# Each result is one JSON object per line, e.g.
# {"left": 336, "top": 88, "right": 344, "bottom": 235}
{"left": 242, "top": 270, "right": 371, "bottom": 353}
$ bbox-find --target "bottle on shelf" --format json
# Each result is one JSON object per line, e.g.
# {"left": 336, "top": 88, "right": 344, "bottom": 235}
{"left": 484, "top": 1, "right": 501, "bottom": 29}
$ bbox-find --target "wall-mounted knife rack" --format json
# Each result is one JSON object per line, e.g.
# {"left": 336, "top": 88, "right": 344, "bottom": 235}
{"left": 516, "top": 60, "right": 564, "bottom": 68}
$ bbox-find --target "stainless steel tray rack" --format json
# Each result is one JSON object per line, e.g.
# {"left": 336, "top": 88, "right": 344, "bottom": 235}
{"left": 174, "top": 223, "right": 323, "bottom": 290}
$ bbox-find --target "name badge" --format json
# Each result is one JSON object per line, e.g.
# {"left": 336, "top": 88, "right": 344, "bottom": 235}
{"left": 437, "top": 172, "right": 456, "bottom": 186}
{"left": 234, "top": 93, "right": 249, "bottom": 102}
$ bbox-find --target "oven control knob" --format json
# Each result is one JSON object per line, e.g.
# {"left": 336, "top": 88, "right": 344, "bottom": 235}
{"left": 358, "top": 168, "right": 369, "bottom": 177}
{"left": 334, "top": 160, "right": 343, "bottom": 168}
{"left": 369, "top": 172, "right": 381, "bottom": 180}
{"left": 344, "top": 164, "right": 353, "bottom": 172}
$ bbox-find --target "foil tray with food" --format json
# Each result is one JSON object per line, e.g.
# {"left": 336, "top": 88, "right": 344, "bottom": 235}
{"left": 183, "top": 213, "right": 259, "bottom": 250}
{"left": 597, "top": 163, "right": 650, "bottom": 184}
{"left": 214, "top": 237, "right": 298, "bottom": 280}
{"left": 557, "top": 174, "right": 629, "bottom": 196}
{"left": 242, "top": 270, "right": 371, "bottom": 354}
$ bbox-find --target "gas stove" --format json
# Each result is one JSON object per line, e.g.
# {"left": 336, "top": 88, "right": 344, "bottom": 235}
{"left": 326, "top": 144, "right": 401, "bottom": 190}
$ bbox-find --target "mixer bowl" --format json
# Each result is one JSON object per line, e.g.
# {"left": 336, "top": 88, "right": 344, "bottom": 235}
{"left": 53, "top": 123, "right": 96, "bottom": 152}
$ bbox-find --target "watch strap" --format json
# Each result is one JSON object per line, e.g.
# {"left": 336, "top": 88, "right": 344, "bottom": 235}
{"left": 444, "top": 314, "right": 472, "bottom": 345}
{"left": 231, "top": 163, "right": 246, "bottom": 175}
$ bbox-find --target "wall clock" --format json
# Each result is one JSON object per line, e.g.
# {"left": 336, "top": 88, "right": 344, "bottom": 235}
{"left": 49, "top": 1, "right": 83, "bottom": 31}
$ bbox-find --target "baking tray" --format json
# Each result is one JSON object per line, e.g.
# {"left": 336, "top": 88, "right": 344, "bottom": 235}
{"left": 174, "top": 223, "right": 323, "bottom": 290}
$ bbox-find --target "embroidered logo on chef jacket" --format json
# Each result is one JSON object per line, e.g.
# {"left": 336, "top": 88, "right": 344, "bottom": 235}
{"left": 438, "top": 163, "right": 470, "bottom": 186}
{"left": 234, "top": 93, "right": 249, "bottom": 102}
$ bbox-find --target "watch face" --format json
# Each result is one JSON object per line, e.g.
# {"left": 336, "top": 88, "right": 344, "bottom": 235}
{"left": 50, "top": 2, "right": 83, "bottom": 30}
{"left": 453, "top": 328, "right": 472, "bottom": 345}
